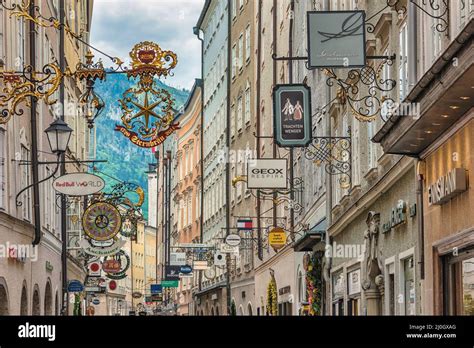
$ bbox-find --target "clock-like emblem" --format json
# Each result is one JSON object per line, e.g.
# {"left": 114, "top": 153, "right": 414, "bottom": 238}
{"left": 82, "top": 202, "right": 122, "bottom": 241}
{"left": 204, "top": 267, "right": 216, "bottom": 280}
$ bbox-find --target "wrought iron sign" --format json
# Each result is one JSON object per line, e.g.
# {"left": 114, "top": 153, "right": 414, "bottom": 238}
{"left": 115, "top": 42, "right": 180, "bottom": 148}
{"left": 304, "top": 135, "right": 352, "bottom": 190}
{"left": 0, "top": 63, "right": 63, "bottom": 124}
{"left": 103, "top": 250, "right": 131, "bottom": 280}
{"left": 323, "top": 57, "right": 397, "bottom": 122}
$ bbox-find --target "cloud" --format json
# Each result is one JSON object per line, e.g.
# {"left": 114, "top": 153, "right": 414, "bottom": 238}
{"left": 90, "top": 0, "right": 204, "bottom": 90}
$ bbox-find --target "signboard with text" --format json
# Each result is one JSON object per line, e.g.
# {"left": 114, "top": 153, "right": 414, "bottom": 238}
{"left": 307, "top": 11, "right": 366, "bottom": 68}
{"left": 247, "top": 159, "right": 288, "bottom": 189}
{"left": 273, "top": 84, "right": 312, "bottom": 148}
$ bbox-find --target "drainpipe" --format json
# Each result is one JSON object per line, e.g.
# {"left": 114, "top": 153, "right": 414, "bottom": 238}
{"left": 323, "top": 0, "right": 332, "bottom": 317}
{"left": 288, "top": 0, "right": 295, "bottom": 239}
{"left": 225, "top": 0, "right": 232, "bottom": 316}
{"left": 416, "top": 161, "right": 425, "bottom": 282}
{"left": 408, "top": 1, "right": 418, "bottom": 91}
{"left": 256, "top": 0, "right": 263, "bottom": 261}
{"left": 272, "top": 0, "right": 277, "bottom": 228}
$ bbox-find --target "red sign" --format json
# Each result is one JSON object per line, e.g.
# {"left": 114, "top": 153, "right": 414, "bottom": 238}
{"left": 109, "top": 280, "right": 117, "bottom": 291}
{"left": 102, "top": 260, "right": 122, "bottom": 274}
{"left": 138, "top": 49, "right": 156, "bottom": 64}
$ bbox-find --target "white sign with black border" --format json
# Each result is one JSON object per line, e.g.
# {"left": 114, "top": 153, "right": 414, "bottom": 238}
{"left": 247, "top": 159, "right": 288, "bottom": 189}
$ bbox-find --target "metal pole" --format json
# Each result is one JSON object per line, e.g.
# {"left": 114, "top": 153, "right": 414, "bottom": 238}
{"left": 272, "top": 0, "right": 278, "bottom": 228}
{"left": 256, "top": 0, "right": 263, "bottom": 261}
{"left": 288, "top": 0, "right": 295, "bottom": 239}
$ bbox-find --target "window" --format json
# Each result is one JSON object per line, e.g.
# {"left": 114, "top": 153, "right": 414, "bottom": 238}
{"left": 231, "top": 103, "right": 236, "bottom": 138}
{"left": 399, "top": 22, "right": 408, "bottom": 100}
{"left": 187, "top": 194, "right": 192, "bottom": 226}
{"left": 0, "top": 129, "right": 5, "bottom": 210}
{"left": 232, "top": 0, "right": 237, "bottom": 19}
{"left": 0, "top": 6, "right": 4, "bottom": 61}
{"left": 401, "top": 256, "right": 415, "bottom": 315}
{"left": 237, "top": 96, "right": 243, "bottom": 131}
{"left": 20, "top": 146, "right": 31, "bottom": 221}
{"left": 232, "top": 44, "right": 237, "bottom": 78}
{"left": 238, "top": 34, "right": 243, "bottom": 70}
{"left": 245, "top": 82, "right": 251, "bottom": 124}
{"left": 245, "top": 25, "right": 251, "bottom": 62}
{"left": 17, "top": 18, "right": 26, "bottom": 69}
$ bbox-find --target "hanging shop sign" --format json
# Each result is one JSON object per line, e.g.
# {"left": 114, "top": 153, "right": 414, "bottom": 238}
{"left": 268, "top": 227, "right": 287, "bottom": 250}
{"left": 92, "top": 298, "right": 100, "bottom": 306}
{"left": 247, "top": 159, "right": 288, "bottom": 189}
{"left": 78, "top": 239, "right": 126, "bottom": 257}
{"left": 102, "top": 259, "right": 122, "bottom": 274}
{"left": 214, "top": 252, "right": 226, "bottom": 266}
{"left": 307, "top": 11, "right": 366, "bottom": 68}
{"left": 88, "top": 261, "right": 101, "bottom": 277}
{"left": 103, "top": 251, "right": 130, "bottom": 280}
{"left": 132, "top": 292, "right": 143, "bottom": 299}
{"left": 428, "top": 168, "right": 468, "bottom": 206}
{"left": 52, "top": 173, "right": 105, "bottom": 196}
{"left": 348, "top": 269, "right": 361, "bottom": 296}
{"left": 109, "top": 280, "right": 117, "bottom": 291}
{"left": 179, "top": 265, "right": 193, "bottom": 274}
{"left": 193, "top": 261, "right": 209, "bottom": 271}
{"left": 82, "top": 202, "right": 122, "bottom": 241}
{"left": 225, "top": 234, "right": 241, "bottom": 247}
{"left": 220, "top": 244, "right": 239, "bottom": 254}
{"left": 45, "top": 261, "right": 54, "bottom": 273}
{"left": 273, "top": 84, "right": 312, "bottom": 148}
{"left": 116, "top": 42, "right": 180, "bottom": 148}
{"left": 237, "top": 218, "right": 253, "bottom": 230}
{"left": 170, "top": 252, "right": 187, "bottom": 266}
{"left": 162, "top": 280, "right": 179, "bottom": 288}
{"left": 67, "top": 280, "right": 84, "bottom": 293}
{"left": 165, "top": 265, "right": 181, "bottom": 281}
{"left": 151, "top": 284, "right": 163, "bottom": 294}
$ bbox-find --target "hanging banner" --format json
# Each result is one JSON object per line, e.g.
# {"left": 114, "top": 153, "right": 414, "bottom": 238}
{"left": 307, "top": 11, "right": 366, "bottom": 68}
{"left": 165, "top": 265, "right": 181, "bottom": 281}
{"left": 273, "top": 84, "right": 312, "bottom": 148}
{"left": 247, "top": 159, "right": 288, "bottom": 189}
{"left": 79, "top": 239, "right": 126, "bottom": 257}
{"left": 53, "top": 173, "right": 105, "bottom": 196}
{"left": 236, "top": 218, "right": 253, "bottom": 230}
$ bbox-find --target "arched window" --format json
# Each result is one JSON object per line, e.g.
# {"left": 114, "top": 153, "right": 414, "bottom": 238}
{"left": 0, "top": 277, "right": 9, "bottom": 315}
{"left": 20, "top": 284, "right": 28, "bottom": 315}
{"left": 247, "top": 303, "right": 253, "bottom": 316}
{"left": 44, "top": 281, "right": 52, "bottom": 315}
{"left": 298, "top": 270, "right": 304, "bottom": 304}
{"left": 32, "top": 285, "right": 40, "bottom": 315}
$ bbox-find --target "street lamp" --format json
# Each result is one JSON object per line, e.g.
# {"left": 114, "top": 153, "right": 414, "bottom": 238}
{"left": 45, "top": 118, "right": 73, "bottom": 154}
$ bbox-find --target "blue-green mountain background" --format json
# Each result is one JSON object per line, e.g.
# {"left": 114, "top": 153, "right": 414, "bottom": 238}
{"left": 93, "top": 74, "right": 189, "bottom": 219}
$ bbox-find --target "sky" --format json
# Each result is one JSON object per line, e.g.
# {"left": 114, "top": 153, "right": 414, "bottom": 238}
{"left": 90, "top": 0, "right": 205, "bottom": 90}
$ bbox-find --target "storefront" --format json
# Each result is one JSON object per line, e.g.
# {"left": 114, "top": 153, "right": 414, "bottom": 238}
{"left": 423, "top": 117, "right": 473, "bottom": 315}
{"left": 328, "top": 162, "right": 420, "bottom": 315}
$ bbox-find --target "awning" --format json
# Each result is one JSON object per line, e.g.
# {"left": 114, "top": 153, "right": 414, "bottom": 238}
{"left": 293, "top": 218, "right": 326, "bottom": 252}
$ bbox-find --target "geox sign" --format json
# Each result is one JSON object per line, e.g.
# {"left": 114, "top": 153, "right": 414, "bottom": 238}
{"left": 428, "top": 168, "right": 467, "bottom": 206}
{"left": 247, "top": 159, "right": 288, "bottom": 189}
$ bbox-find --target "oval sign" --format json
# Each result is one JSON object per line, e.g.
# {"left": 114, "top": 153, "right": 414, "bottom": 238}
{"left": 53, "top": 173, "right": 105, "bottom": 196}
{"left": 92, "top": 298, "right": 100, "bottom": 305}
{"left": 225, "top": 234, "right": 241, "bottom": 247}
{"left": 268, "top": 227, "right": 287, "bottom": 250}
{"left": 180, "top": 265, "right": 193, "bottom": 274}
{"left": 109, "top": 280, "right": 117, "bottom": 291}
{"left": 132, "top": 292, "right": 142, "bottom": 299}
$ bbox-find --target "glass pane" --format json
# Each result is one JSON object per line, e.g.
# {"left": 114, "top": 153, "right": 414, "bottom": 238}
{"left": 462, "top": 257, "right": 474, "bottom": 315}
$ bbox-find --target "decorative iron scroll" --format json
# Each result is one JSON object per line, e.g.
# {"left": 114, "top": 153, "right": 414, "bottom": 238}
{"left": 365, "top": 0, "right": 407, "bottom": 33}
{"left": 0, "top": 63, "right": 63, "bottom": 124}
{"left": 304, "top": 136, "right": 352, "bottom": 190}
{"left": 324, "top": 58, "right": 396, "bottom": 122}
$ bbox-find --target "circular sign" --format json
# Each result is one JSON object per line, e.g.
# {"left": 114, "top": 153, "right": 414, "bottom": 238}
{"left": 82, "top": 202, "right": 122, "bottom": 241}
{"left": 103, "top": 251, "right": 130, "bottom": 280}
{"left": 132, "top": 292, "right": 142, "bottom": 299}
{"left": 89, "top": 262, "right": 100, "bottom": 273}
{"left": 92, "top": 298, "right": 100, "bottom": 305}
{"left": 109, "top": 280, "right": 117, "bottom": 291}
{"left": 53, "top": 173, "right": 105, "bottom": 196}
{"left": 268, "top": 227, "right": 287, "bottom": 250}
{"left": 225, "top": 234, "right": 241, "bottom": 247}
{"left": 180, "top": 265, "right": 193, "bottom": 274}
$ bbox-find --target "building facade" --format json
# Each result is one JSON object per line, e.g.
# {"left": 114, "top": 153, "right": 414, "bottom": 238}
{"left": 194, "top": 0, "right": 229, "bottom": 316}
{"left": 0, "top": 0, "right": 93, "bottom": 315}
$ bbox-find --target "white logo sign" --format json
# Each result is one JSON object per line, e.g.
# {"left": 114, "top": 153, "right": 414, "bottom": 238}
{"left": 79, "top": 239, "right": 126, "bottom": 257}
{"left": 247, "top": 159, "right": 288, "bottom": 189}
{"left": 220, "top": 244, "right": 239, "bottom": 254}
{"left": 53, "top": 173, "right": 105, "bottom": 196}
{"left": 225, "top": 234, "right": 241, "bottom": 247}
{"left": 170, "top": 252, "right": 186, "bottom": 266}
